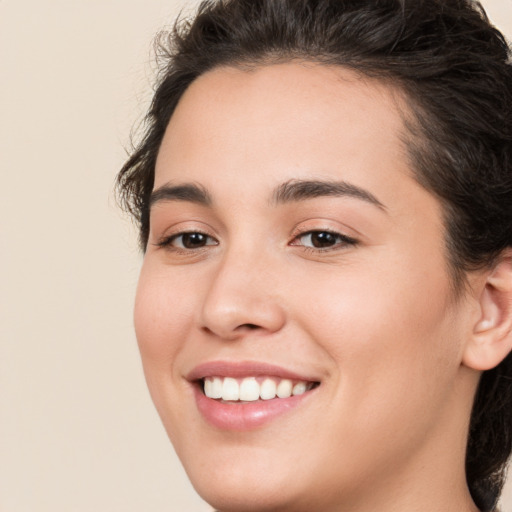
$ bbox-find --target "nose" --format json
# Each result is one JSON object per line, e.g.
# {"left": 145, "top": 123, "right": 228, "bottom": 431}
{"left": 199, "top": 249, "right": 286, "bottom": 340}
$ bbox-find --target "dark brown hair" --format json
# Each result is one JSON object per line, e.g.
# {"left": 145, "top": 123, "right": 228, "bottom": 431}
{"left": 116, "top": 1, "right": 512, "bottom": 510}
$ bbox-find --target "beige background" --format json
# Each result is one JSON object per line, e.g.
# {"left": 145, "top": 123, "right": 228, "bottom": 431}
{"left": 1, "top": 1, "right": 511, "bottom": 511}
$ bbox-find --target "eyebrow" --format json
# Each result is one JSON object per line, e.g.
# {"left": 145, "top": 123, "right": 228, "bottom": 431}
{"left": 149, "top": 178, "right": 386, "bottom": 211}
{"left": 149, "top": 183, "right": 212, "bottom": 208}
{"left": 271, "top": 179, "right": 386, "bottom": 210}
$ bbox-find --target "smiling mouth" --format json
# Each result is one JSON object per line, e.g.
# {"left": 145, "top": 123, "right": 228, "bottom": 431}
{"left": 201, "top": 376, "right": 320, "bottom": 402}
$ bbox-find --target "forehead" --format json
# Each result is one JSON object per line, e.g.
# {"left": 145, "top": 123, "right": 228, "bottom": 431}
{"left": 159, "top": 62, "right": 410, "bottom": 172}
{"left": 155, "top": 62, "right": 424, "bottom": 217}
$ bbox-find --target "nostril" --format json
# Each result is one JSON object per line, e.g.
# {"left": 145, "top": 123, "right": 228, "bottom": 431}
{"left": 240, "top": 323, "right": 260, "bottom": 330}
{"left": 201, "top": 323, "right": 261, "bottom": 339}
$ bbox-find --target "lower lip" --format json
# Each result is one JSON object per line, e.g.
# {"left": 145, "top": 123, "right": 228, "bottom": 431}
{"left": 193, "top": 385, "right": 315, "bottom": 431}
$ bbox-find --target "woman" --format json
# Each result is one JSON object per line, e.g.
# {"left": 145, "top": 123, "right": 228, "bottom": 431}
{"left": 117, "top": 1, "right": 512, "bottom": 511}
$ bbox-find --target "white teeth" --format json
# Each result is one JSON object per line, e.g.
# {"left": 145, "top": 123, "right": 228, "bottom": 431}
{"left": 276, "top": 379, "right": 293, "bottom": 398}
{"left": 203, "top": 376, "right": 315, "bottom": 401}
{"left": 239, "top": 377, "right": 260, "bottom": 401}
{"left": 260, "top": 378, "right": 277, "bottom": 400}
{"left": 210, "top": 377, "right": 223, "bottom": 399}
{"left": 292, "top": 382, "right": 307, "bottom": 396}
{"left": 203, "top": 377, "right": 222, "bottom": 399}
{"left": 204, "top": 378, "right": 212, "bottom": 397}
{"left": 222, "top": 377, "right": 239, "bottom": 401}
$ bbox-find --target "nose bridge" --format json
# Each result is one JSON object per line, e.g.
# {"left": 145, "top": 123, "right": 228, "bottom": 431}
{"left": 199, "top": 241, "right": 285, "bottom": 339}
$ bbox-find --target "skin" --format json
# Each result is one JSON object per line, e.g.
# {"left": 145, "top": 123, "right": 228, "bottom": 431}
{"left": 134, "top": 63, "right": 484, "bottom": 512}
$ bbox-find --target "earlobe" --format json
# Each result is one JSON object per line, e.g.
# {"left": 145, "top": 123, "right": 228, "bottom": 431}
{"left": 462, "top": 253, "right": 512, "bottom": 371}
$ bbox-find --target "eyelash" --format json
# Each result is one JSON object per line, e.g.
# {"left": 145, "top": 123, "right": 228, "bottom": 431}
{"left": 156, "top": 228, "right": 358, "bottom": 254}
{"left": 156, "top": 231, "right": 218, "bottom": 251}
{"left": 290, "top": 230, "right": 358, "bottom": 252}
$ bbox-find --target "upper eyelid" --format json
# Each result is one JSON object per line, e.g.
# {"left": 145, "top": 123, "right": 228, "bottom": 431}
{"left": 290, "top": 225, "right": 358, "bottom": 240}
{"left": 153, "top": 221, "right": 218, "bottom": 241}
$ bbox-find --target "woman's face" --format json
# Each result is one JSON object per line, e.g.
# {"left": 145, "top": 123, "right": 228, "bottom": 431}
{"left": 135, "top": 63, "right": 478, "bottom": 511}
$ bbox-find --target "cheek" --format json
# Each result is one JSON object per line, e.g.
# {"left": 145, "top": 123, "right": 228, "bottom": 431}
{"left": 291, "top": 255, "right": 462, "bottom": 415}
{"left": 133, "top": 262, "right": 201, "bottom": 441}
{"left": 134, "top": 262, "right": 195, "bottom": 373}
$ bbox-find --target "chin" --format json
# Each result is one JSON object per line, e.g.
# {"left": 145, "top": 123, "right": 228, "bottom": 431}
{"left": 192, "top": 477, "right": 307, "bottom": 512}
{"left": 176, "top": 437, "right": 350, "bottom": 512}
{"left": 181, "top": 450, "right": 295, "bottom": 511}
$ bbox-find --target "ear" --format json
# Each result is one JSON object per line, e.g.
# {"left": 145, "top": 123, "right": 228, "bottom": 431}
{"left": 462, "top": 252, "right": 512, "bottom": 371}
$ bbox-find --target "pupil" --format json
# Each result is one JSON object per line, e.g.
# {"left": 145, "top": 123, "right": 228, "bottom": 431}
{"left": 312, "top": 232, "right": 336, "bottom": 247}
{"left": 183, "top": 233, "right": 206, "bottom": 248}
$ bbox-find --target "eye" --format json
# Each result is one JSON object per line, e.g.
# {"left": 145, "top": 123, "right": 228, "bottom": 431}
{"left": 292, "top": 230, "right": 357, "bottom": 250}
{"left": 158, "top": 231, "right": 218, "bottom": 250}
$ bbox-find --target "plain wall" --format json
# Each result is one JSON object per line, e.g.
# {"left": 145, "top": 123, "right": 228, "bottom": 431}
{"left": 1, "top": 1, "right": 511, "bottom": 511}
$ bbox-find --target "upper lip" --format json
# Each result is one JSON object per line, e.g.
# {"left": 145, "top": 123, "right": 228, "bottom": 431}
{"left": 186, "top": 360, "right": 320, "bottom": 382}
